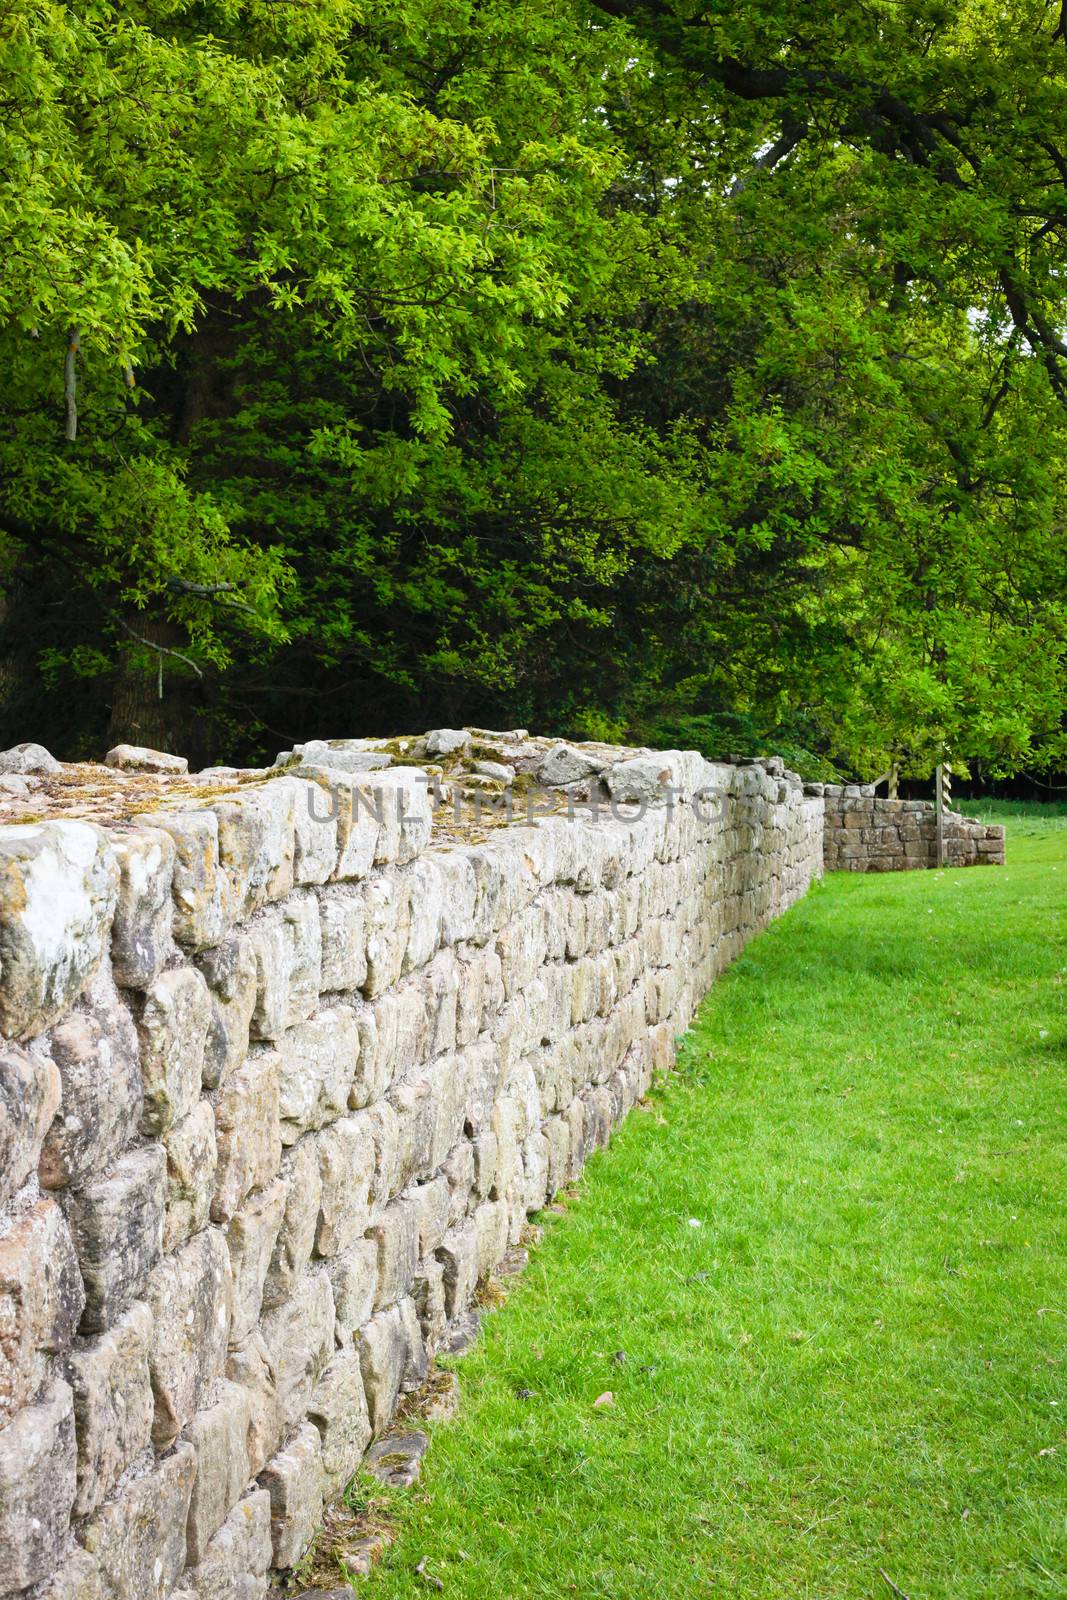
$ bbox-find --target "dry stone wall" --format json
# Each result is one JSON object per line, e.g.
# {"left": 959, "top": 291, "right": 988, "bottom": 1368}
{"left": 818, "top": 787, "right": 1005, "bottom": 871}
{"left": 0, "top": 733, "right": 823, "bottom": 1599}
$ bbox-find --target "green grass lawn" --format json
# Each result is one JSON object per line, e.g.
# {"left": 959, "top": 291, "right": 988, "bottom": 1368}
{"left": 358, "top": 811, "right": 1066, "bottom": 1600}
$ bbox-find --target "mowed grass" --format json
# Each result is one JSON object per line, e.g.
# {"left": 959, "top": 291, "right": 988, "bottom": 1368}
{"left": 361, "top": 810, "right": 1066, "bottom": 1600}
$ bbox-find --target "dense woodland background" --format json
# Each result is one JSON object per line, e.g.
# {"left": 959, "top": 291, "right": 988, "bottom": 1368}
{"left": 1, "top": 0, "right": 1065, "bottom": 779}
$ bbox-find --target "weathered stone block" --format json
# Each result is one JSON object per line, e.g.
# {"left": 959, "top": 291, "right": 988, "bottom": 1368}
{"left": 262, "top": 1137, "right": 321, "bottom": 1311}
{"left": 0, "top": 741, "right": 58, "bottom": 774}
{"left": 424, "top": 727, "right": 469, "bottom": 757}
{"left": 326, "top": 1238, "right": 377, "bottom": 1344}
{"left": 163, "top": 1100, "right": 218, "bottom": 1252}
{"left": 441, "top": 1138, "right": 476, "bottom": 1223}
{"left": 31, "top": 1547, "right": 107, "bottom": 1600}
{"left": 140, "top": 809, "right": 229, "bottom": 951}
{"left": 473, "top": 1198, "right": 509, "bottom": 1280}
{"left": 0, "top": 821, "right": 118, "bottom": 1040}
{"left": 308, "top": 1349, "right": 372, "bottom": 1495}
{"left": 79, "top": 1439, "right": 196, "bottom": 1600}
{"left": 225, "top": 1332, "right": 283, "bottom": 1477}
{"left": 362, "top": 870, "right": 413, "bottom": 997}
{"left": 136, "top": 965, "right": 212, "bottom": 1136}
{"left": 0, "top": 1041, "right": 59, "bottom": 1203}
{"left": 317, "top": 888, "right": 367, "bottom": 993}
{"left": 39, "top": 968, "right": 141, "bottom": 1191}
{"left": 412, "top": 1255, "right": 447, "bottom": 1350}
{"left": 290, "top": 776, "right": 339, "bottom": 888}
{"left": 212, "top": 1049, "right": 281, "bottom": 1223}
{"left": 368, "top": 1194, "right": 420, "bottom": 1312}
{"left": 0, "top": 1379, "right": 76, "bottom": 1595}
{"left": 538, "top": 744, "right": 601, "bottom": 788}
{"left": 64, "top": 1299, "right": 154, "bottom": 1516}
{"left": 259, "top": 1422, "right": 323, "bottom": 1569}
{"left": 0, "top": 1199, "right": 84, "bottom": 1424}
{"left": 402, "top": 856, "right": 445, "bottom": 974}
{"left": 315, "top": 1114, "right": 375, "bottom": 1257}
{"left": 371, "top": 769, "right": 433, "bottom": 864}
{"left": 106, "top": 743, "right": 188, "bottom": 774}
{"left": 397, "top": 1293, "right": 428, "bottom": 1390}
{"left": 328, "top": 776, "right": 381, "bottom": 881}
{"left": 357, "top": 1305, "right": 408, "bottom": 1435}
{"left": 65, "top": 1146, "right": 165, "bottom": 1334}
{"left": 109, "top": 825, "right": 176, "bottom": 987}
{"left": 408, "top": 1175, "right": 450, "bottom": 1258}
{"left": 198, "top": 932, "right": 257, "bottom": 1090}
{"left": 183, "top": 1487, "right": 272, "bottom": 1600}
{"left": 183, "top": 1380, "right": 257, "bottom": 1564}
{"left": 259, "top": 1267, "right": 333, "bottom": 1429}
{"left": 147, "top": 1227, "right": 232, "bottom": 1448}
{"left": 213, "top": 781, "right": 296, "bottom": 918}
{"left": 438, "top": 856, "right": 478, "bottom": 948}
{"left": 362, "top": 1098, "right": 401, "bottom": 1211}
{"left": 276, "top": 1006, "right": 358, "bottom": 1143}
{"left": 227, "top": 1179, "right": 285, "bottom": 1344}
{"left": 436, "top": 1219, "right": 479, "bottom": 1319}
{"left": 248, "top": 893, "right": 321, "bottom": 1041}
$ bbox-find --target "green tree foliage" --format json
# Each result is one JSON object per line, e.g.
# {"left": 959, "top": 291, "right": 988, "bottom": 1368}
{"left": 0, "top": 0, "right": 1064, "bottom": 774}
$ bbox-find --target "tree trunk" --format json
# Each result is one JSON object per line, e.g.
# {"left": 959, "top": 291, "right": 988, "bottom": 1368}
{"left": 0, "top": 570, "right": 40, "bottom": 747}
{"left": 107, "top": 619, "right": 196, "bottom": 758}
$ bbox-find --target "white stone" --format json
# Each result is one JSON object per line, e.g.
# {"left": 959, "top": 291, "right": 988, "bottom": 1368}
{"left": 212, "top": 1049, "right": 282, "bottom": 1222}
{"left": 183, "top": 1488, "right": 272, "bottom": 1600}
{"left": 105, "top": 743, "right": 188, "bottom": 774}
{"left": 259, "top": 1268, "right": 334, "bottom": 1429}
{"left": 276, "top": 1006, "right": 358, "bottom": 1143}
{"left": 198, "top": 931, "right": 258, "bottom": 1089}
{"left": 136, "top": 964, "right": 211, "bottom": 1135}
{"left": 213, "top": 780, "right": 296, "bottom": 917}
{"left": 226, "top": 1179, "right": 286, "bottom": 1344}
{"left": 0, "top": 1040, "right": 60, "bottom": 1203}
{"left": 290, "top": 775, "right": 339, "bottom": 886}
{"left": 79, "top": 1440, "right": 196, "bottom": 1600}
{"left": 424, "top": 728, "right": 470, "bottom": 757}
{"left": 358, "top": 1304, "right": 409, "bottom": 1434}
{"left": 64, "top": 1146, "right": 164, "bottom": 1334}
{"left": 537, "top": 743, "right": 601, "bottom": 787}
{"left": 317, "top": 887, "right": 367, "bottom": 992}
{"left": 326, "top": 1238, "right": 378, "bottom": 1344}
{"left": 64, "top": 1300, "right": 154, "bottom": 1516}
{"left": 0, "top": 741, "right": 59, "bottom": 774}
{"left": 473, "top": 759, "right": 514, "bottom": 783}
{"left": 139, "top": 808, "right": 229, "bottom": 951}
{"left": 247, "top": 892, "right": 321, "bottom": 1040}
{"left": 146, "top": 1227, "right": 233, "bottom": 1448}
{"left": 368, "top": 1194, "right": 420, "bottom": 1311}
{"left": 263, "top": 1137, "right": 321, "bottom": 1310}
{"left": 109, "top": 825, "right": 177, "bottom": 986}
{"left": 0, "top": 1380, "right": 76, "bottom": 1593}
{"left": 183, "top": 1380, "right": 257, "bottom": 1564}
{"left": 0, "top": 821, "right": 118, "bottom": 1039}
{"left": 315, "top": 1114, "right": 375, "bottom": 1256}
{"left": 259, "top": 1421, "right": 323, "bottom": 1569}
{"left": 308, "top": 1349, "right": 372, "bottom": 1495}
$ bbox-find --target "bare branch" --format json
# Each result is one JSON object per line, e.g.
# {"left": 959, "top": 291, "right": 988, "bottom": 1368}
{"left": 729, "top": 119, "right": 807, "bottom": 198}
{"left": 114, "top": 615, "right": 204, "bottom": 679}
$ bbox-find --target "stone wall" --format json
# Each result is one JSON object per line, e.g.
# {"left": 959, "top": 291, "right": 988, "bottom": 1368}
{"left": 0, "top": 733, "right": 823, "bottom": 1599}
{"left": 818, "top": 787, "right": 1005, "bottom": 871}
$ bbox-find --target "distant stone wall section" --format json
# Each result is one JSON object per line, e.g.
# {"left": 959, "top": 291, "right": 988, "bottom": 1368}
{"left": 818, "top": 787, "right": 1005, "bottom": 871}
{"left": 0, "top": 733, "right": 823, "bottom": 1599}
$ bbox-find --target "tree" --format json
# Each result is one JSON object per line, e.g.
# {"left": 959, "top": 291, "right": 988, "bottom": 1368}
{"left": 0, "top": 0, "right": 1064, "bottom": 775}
